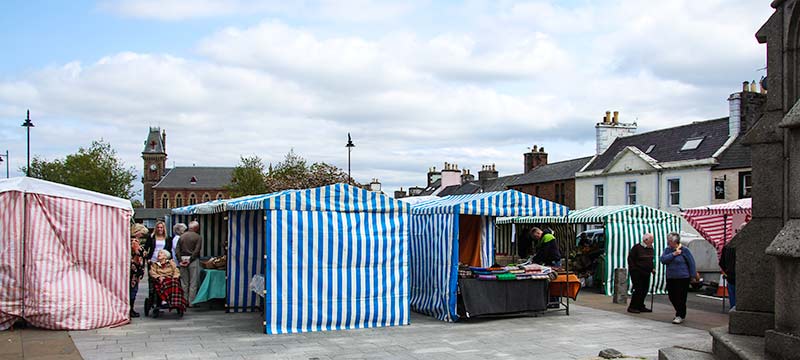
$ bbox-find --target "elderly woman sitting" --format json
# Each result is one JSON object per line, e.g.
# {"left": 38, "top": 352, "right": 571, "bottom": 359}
{"left": 149, "top": 249, "right": 189, "bottom": 313}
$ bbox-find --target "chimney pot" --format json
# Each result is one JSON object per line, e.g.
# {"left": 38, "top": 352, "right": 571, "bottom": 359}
{"left": 540, "top": 147, "right": 545, "bottom": 152}
{"left": 605, "top": 111, "right": 611, "bottom": 123}
{"left": 533, "top": 145, "right": 538, "bottom": 152}
{"left": 743, "top": 81, "right": 749, "bottom": 92}
{"left": 750, "top": 80, "right": 757, "bottom": 92}
{"left": 613, "top": 111, "right": 619, "bottom": 124}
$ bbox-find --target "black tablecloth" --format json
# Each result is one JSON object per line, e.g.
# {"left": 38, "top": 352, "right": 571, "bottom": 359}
{"left": 458, "top": 278, "right": 549, "bottom": 318}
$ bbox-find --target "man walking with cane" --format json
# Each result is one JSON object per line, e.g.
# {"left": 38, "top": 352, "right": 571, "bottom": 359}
{"left": 627, "top": 233, "right": 655, "bottom": 313}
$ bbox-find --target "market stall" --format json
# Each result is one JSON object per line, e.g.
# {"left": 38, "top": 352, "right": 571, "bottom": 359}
{"left": 502, "top": 205, "right": 680, "bottom": 295}
{"left": 409, "top": 190, "right": 569, "bottom": 322}
{"left": 0, "top": 177, "right": 132, "bottom": 330}
{"left": 171, "top": 199, "right": 229, "bottom": 258}
{"left": 226, "top": 183, "right": 411, "bottom": 334}
{"left": 681, "top": 198, "right": 751, "bottom": 256}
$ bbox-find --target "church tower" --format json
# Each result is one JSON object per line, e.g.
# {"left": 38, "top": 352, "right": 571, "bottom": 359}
{"left": 142, "top": 127, "right": 167, "bottom": 208}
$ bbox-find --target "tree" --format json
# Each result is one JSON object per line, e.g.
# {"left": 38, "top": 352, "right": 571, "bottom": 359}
{"left": 226, "top": 155, "right": 269, "bottom": 197}
{"left": 131, "top": 199, "right": 144, "bottom": 208}
{"left": 265, "top": 150, "right": 357, "bottom": 192}
{"left": 24, "top": 140, "right": 138, "bottom": 199}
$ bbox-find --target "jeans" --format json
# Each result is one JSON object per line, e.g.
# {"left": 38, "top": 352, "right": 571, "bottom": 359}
{"left": 629, "top": 270, "right": 651, "bottom": 310}
{"left": 130, "top": 283, "right": 138, "bottom": 308}
{"left": 728, "top": 280, "right": 736, "bottom": 308}
{"left": 180, "top": 259, "right": 201, "bottom": 304}
{"left": 666, "top": 277, "right": 690, "bottom": 318}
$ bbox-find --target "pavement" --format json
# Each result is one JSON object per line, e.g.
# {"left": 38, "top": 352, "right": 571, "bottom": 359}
{"left": 2, "top": 282, "right": 726, "bottom": 360}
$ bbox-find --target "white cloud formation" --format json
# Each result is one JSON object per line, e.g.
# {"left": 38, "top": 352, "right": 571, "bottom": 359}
{"left": 0, "top": 0, "right": 773, "bottom": 196}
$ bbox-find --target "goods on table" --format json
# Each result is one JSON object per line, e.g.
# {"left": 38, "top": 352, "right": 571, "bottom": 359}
{"left": 459, "top": 263, "right": 556, "bottom": 281}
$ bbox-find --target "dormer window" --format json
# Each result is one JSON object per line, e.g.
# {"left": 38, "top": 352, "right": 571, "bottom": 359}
{"left": 150, "top": 140, "right": 156, "bottom": 150}
{"left": 645, "top": 145, "right": 655, "bottom": 154}
{"left": 190, "top": 176, "right": 198, "bottom": 184}
{"left": 680, "top": 138, "right": 704, "bottom": 151}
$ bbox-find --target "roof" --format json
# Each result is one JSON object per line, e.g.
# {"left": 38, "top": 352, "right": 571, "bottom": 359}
{"left": 584, "top": 118, "right": 730, "bottom": 172}
{"left": 509, "top": 157, "right": 593, "bottom": 186}
{"left": 143, "top": 127, "right": 165, "bottom": 154}
{"left": 226, "top": 183, "right": 410, "bottom": 213}
{"left": 133, "top": 207, "right": 171, "bottom": 220}
{"left": 482, "top": 174, "right": 523, "bottom": 192}
{"left": 418, "top": 179, "right": 441, "bottom": 196}
{"left": 153, "top": 167, "right": 234, "bottom": 189}
{"left": 713, "top": 136, "right": 751, "bottom": 170}
{"left": 0, "top": 177, "right": 132, "bottom": 211}
{"left": 497, "top": 205, "right": 679, "bottom": 224}
{"left": 437, "top": 182, "right": 481, "bottom": 196}
{"left": 411, "top": 190, "right": 569, "bottom": 217}
{"left": 171, "top": 198, "right": 228, "bottom": 215}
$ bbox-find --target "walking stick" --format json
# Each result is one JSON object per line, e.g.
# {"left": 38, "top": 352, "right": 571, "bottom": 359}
{"left": 650, "top": 271, "right": 655, "bottom": 311}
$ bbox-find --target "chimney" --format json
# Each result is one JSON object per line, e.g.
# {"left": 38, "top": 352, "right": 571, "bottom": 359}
{"left": 478, "top": 164, "right": 499, "bottom": 185}
{"left": 369, "top": 178, "right": 381, "bottom": 192}
{"left": 440, "top": 162, "right": 462, "bottom": 188}
{"left": 461, "top": 169, "right": 475, "bottom": 183}
{"left": 595, "top": 110, "right": 637, "bottom": 155}
{"left": 394, "top": 187, "right": 407, "bottom": 199}
{"left": 427, "top": 166, "right": 441, "bottom": 187}
{"left": 524, "top": 144, "right": 549, "bottom": 173}
{"left": 728, "top": 81, "right": 767, "bottom": 137}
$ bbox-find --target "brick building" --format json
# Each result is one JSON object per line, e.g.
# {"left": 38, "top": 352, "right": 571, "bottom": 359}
{"left": 507, "top": 147, "right": 592, "bottom": 209}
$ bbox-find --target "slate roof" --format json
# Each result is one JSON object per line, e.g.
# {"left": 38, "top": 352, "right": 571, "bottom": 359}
{"left": 133, "top": 207, "right": 171, "bottom": 220}
{"left": 584, "top": 118, "right": 730, "bottom": 172}
{"left": 418, "top": 179, "right": 441, "bottom": 196}
{"left": 153, "top": 166, "right": 234, "bottom": 189}
{"left": 434, "top": 174, "right": 523, "bottom": 196}
{"left": 143, "top": 127, "right": 165, "bottom": 154}
{"left": 713, "top": 136, "right": 751, "bottom": 170}
{"left": 482, "top": 174, "right": 524, "bottom": 192}
{"left": 508, "top": 156, "right": 593, "bottom": 186}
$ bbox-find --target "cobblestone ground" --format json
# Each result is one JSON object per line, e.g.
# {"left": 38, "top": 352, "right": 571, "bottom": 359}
{"left": 70, "top": 283, "right": 707, "bottom": 360}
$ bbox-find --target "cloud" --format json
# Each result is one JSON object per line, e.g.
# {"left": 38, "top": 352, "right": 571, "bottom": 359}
{"left": 0, "top": 1, "right": 773, "bottom": 194}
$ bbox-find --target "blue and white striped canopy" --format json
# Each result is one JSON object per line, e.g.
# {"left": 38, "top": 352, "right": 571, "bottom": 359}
{"left": 227, "top": 184, "right": 410, "bottom": 213}
{"left": 412, "top": 190, "right": 569, "bottom": 217}
{"left": 171, "top": 199, "right": 228, "bottom": 215}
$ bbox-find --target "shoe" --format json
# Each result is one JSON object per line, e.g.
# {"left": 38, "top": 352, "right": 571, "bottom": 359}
{"left": 640, "top": 307, "right": 653, "bottom": 313}
{"left": 130, "top": 310, "right": 140, "bottom": 318}
{"left": 627, "top": 308, "right": 641, "bottom": 314}
{"left": 161, "top": 301, "right": 168, "bottom": 307}
{"left": 672, "top": 316, "right": 684, "bottom": 324}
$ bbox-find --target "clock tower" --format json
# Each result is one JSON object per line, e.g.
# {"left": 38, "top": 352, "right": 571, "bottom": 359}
{"left": 142, "top": 127, "right": 167, "bottom": 208}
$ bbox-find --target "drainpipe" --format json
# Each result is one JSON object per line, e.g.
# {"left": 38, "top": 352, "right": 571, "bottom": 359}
{"left": 656, "top": 170, "right": 662, "bottom": 209}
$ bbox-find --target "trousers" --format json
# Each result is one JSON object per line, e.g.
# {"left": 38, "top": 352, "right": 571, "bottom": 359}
{"left": 629, "top": 270, "right": 651, "bottom": 310}
{"left": 666, "top": 277, "right": 690, "bottom": 318}
{"left": 180, "top": 259, "right": 201, "bottom": 304}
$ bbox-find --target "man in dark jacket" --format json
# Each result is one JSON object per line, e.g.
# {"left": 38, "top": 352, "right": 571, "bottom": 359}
{"left": 627, "top": 233, "right": 655, "bottom": 313}
{"left": 531, "top": 227, "right": 562, "bottom": 267}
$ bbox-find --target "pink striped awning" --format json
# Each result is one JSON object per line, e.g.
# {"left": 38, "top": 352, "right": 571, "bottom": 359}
{"left": 0, "top": 177, "right": 132, "bottom": 330}
{"left": 681, "top": 198, "right": 751, "bottom": 257}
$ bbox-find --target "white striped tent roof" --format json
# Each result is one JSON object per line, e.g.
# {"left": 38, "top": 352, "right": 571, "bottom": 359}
{"left": 682, "top": 198, "right": 751, "bottom": 215}
{"left": 498, "top": 205, "right": 676, "bottom": 224}
{"left": 226, "top": 183, "right": 410, "bottom": 212}
{"left": 171, "top": 199, "right": 227, "bottom": 215}
{"left": 681, "top": 198, "right": 752, "bottom": 256}
{"left": 411, "top": 190, "right": 568, "bottom": 217}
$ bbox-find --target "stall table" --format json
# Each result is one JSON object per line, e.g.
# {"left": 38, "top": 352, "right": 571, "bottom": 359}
{"left": 192, "top": 269, "right": 227, "bottom": 306}
{"left": 457, "top": 278, "right": 549, "bottom": 318}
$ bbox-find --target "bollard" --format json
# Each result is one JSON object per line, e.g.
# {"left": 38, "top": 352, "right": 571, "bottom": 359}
{"left": 613, "top": 268, "right": 628, "bottom": 304}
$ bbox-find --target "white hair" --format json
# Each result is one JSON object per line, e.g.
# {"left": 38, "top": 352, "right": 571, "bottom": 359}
{"left": 158, "top": 249, "right": 172, "bottom": 259}
{"left": 173, "top": 223, "right": 187, "bottom": 235}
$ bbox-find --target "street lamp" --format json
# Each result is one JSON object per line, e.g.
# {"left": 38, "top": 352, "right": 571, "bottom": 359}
{"left": 345, "top": 133, "right": 355, "bottom": 184}
{"left": 0, "top": 150, "right": 8, "bottom": 178}
{"left": 21, "top": 110, "right": 34, "bottom": 177}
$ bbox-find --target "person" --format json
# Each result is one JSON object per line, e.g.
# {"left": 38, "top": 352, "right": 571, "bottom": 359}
{"left": 149, "top": 249, "right": 188, "bottom": 313}
{"left": 531, "top": 227, "right": 562, "bottom": 267}
{"left": 627, "top": 233, "right": 655, "bottom": 313}
{"left": 660, "top": 232, "right": 698, "bottom": 324}
{"left": 129, "top": 223, "right": 148, "bottom": 318}
{"left": 171, "top": 223, "right": 187, "bottom": 265}
{"left": 145, "top": 221, "right": 172, "bottom": 263}
{"left": 177, "top": 221, "right": 203, "bottom": 305}
{"left": 720, "top": 223, "right": 744, "bottom": 310}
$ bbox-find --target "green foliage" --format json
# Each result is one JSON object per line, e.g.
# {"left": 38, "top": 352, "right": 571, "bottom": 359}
{"left": 131, "top": 199, "right": 144, "bottom": 208}
{"left": 265, "top": 150, "right": 355, "bottom": 193}
{"left": 226, "top": 155, "right": 269, "bottom": 198}
{"left": 23, "top": 140, "right": 138, "bottom": 199}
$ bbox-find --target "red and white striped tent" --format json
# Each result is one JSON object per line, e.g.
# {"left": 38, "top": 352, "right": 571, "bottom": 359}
{"left": 681, "top": 198, "right": 752, "bottom": 258}
{"left": 0, "top": 177, "right": 132, "bottom": 330}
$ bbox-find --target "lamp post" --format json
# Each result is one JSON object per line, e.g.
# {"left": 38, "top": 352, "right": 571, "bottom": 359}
{"left": 346, "top": 133, "right": 355, "bottom": 183}
{"left": 21, "top": 110, "right": 34, "bottom": 176}
{"left": 0, "top": 150, "right": 8, "bottom": 178}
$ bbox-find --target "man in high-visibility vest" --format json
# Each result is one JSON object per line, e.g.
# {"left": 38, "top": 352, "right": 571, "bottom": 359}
{"left": 531, "top": 227, "right": 562, "bottom": 267}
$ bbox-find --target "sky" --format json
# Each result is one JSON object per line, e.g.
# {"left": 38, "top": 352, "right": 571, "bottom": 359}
{"left": 0, "top": 0, "right": 773, "bottom": 199}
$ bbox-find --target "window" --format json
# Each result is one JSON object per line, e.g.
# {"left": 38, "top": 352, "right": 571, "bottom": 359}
{"left": 190, "top": 176, "right": 198, "bottom": 184}
{"left": 534, "top": 186, "right": 540, "bottom": 196}
{"left": 175, "top": 194, "right": 183, "bottom": 207}
{"left": 625, "top": 182, "right": 637, "bottom": 205}
{"left": 680, "top": 138, "right": 704, "bottom": 151}
{"left": 189, "top": 193, "right": 197, "bottom": 205}
{"left": 216, "top": 193, "right": 224, "bottom": 200}
{"left": 203, "top": 193, "right": 211, "bottom": 202}
{"left": 554, "top": 183, "right": 564, "bottom": 204}
{"left": 645, "top": 144, "right": 655, "bottom": 154}
{"left": 161, "top": 194, "right": 169, "bottom": 208}
{"left": 668, "top": 179, "right": 680, "bottom": 206}
{"left": 739, "top": 172, "right": 752, "bottom": 198}
{"left": 594, "top": 185, "right": 604, "bottom": 206}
